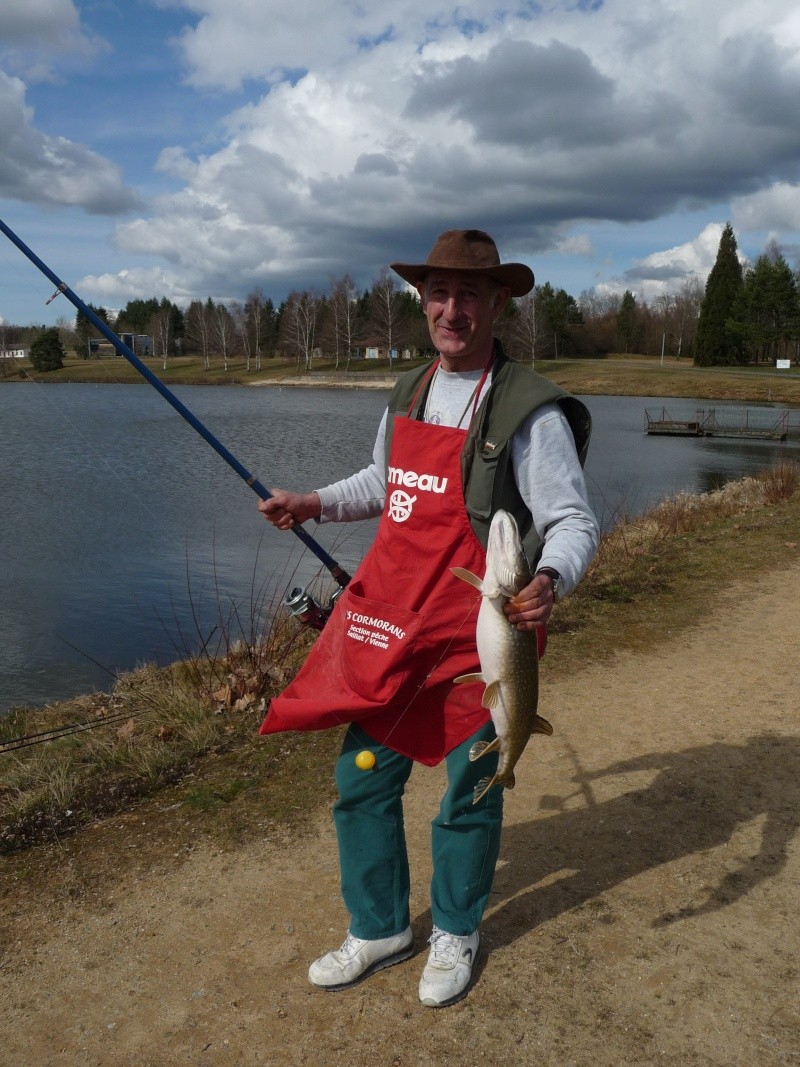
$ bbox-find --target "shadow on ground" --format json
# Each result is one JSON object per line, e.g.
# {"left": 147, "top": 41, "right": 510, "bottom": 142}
{"left": 479, "top": 732, "right": 800, "bottom": 950}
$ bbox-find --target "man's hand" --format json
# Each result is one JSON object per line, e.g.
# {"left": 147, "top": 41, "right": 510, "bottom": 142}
{"left": 258, "top": 489, "right": 322, "bottom": 531}
{"left": 503, "top": 572, "right": 555, "bottom": 631}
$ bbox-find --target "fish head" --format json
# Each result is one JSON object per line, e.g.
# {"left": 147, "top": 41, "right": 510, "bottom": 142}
{"left": 484, "top": 509, "right": 530, "bottom": 597}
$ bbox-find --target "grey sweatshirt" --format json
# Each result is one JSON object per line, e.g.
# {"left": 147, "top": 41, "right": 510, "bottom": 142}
{"left": 316, "top": 366, "right": 599, "bottom": 595}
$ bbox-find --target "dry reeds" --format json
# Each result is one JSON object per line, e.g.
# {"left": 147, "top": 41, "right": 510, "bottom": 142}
{"left": 2, "top": 461, "right": 798, "bottom": 852}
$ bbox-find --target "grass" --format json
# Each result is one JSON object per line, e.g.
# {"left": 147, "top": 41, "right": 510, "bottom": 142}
{"left": 542, "top": 356, "right": 800, "bottom": 405}
{"left": 0, "top": 608, "right": 327, "bottom": 853}
{"left": 2, "top": 461, "right": 798, "bottom": 856}
{"left": 545, "top": 460, "right": 800, "bottom": 672}
{"left": 4, "top": 354, "right": 421, "bottom": 387}
{"left": 8, "top": 353, "right": 800, "bottom": 405}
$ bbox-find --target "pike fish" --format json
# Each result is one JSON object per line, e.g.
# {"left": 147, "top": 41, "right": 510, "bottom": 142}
{"left": 452, "top": 509, "right": 552, "bottom": 804}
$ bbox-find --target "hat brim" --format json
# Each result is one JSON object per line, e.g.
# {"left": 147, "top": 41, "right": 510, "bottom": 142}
{"left": 390, "top": 261, "right": 535, "bottom": 298}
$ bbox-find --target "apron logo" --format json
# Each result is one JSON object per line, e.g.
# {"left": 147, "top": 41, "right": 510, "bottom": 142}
{"left": 389, "top": 489, "right": 417, "bottom": 522}
{"left": 387, "top": 466, "right": 448, "bottom": 494}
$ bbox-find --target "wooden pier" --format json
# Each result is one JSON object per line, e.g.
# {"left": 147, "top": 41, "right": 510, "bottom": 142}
{"left": 645, "top": 407, "right": 790, "bottom": 441}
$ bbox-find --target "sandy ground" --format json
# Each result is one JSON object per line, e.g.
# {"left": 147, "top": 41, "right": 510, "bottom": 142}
{"left": 2, "top": 562, "right": 799, "bottom": 1066}
{"left": 249, "top": 376, "right": 397, "bottom": 389}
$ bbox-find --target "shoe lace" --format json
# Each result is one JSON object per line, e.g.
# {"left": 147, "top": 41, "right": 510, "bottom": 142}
{"left": 340, "top": 932, "right": 362, "bottom": 957}
{"left": 428, "top": 928, "right": 461, "bottom": 967}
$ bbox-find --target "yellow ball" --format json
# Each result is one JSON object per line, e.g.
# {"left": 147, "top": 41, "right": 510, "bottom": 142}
{"left": 355, "top": 750, "right": 376, "bottom": 771}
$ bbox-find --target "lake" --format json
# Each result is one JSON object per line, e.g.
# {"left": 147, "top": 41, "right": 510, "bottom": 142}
{"left": 1, "top": 382, "right": 797, "bottom": 712}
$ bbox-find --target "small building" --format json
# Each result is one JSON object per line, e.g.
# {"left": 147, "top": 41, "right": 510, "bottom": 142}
{"left": 91, "top": 334, "right": 153, "bottom": 358}
{"left": 355, "top": 340, "right": 413, "bottom": 361}
{"left": 0, "top": 346, "right": 29, "bottom": 359}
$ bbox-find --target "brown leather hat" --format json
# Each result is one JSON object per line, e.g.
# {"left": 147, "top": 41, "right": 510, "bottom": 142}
{"left": 390, "top": 228, "right": 535, "bottom": 297}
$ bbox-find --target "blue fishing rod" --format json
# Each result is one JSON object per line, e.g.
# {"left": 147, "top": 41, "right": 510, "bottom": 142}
{"left": 0, "top": 216, "right": 351, "bottom": 626}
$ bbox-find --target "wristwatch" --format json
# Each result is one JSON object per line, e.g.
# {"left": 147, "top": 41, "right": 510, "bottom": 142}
{"left": 537, "top": 567, "right": 564, "bottom": 601}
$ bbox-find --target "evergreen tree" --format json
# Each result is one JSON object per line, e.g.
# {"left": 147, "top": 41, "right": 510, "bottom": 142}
{"left": 29, "top": 327, "right": 65, "bottom": 371}
{"left": 616, "top": 290, "right": 639, "bottom": 354}
{"left": 533, "top": 282, "right": 583, "bottom": 357}
{"left": 730, "top": 250, "right": 799, "bottom": 363}
{"left": 117, "top": 298, "right": 160, "bottom": 334}
{"left": 169, "top": 301, "right": 186, "bottom": 348}
{"left": 74, "top": 304, "right": 109, "bottom": 358}
{"left": 695, "top": 223, "right": 744, "bottom": 365}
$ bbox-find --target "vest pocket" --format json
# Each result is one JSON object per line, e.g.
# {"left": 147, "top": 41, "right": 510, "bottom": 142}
{"left": 336, "top": 585, "right": 423, "bottom": 705}
{"left": 464, "top": 438, "right": 505, "bottom": 522}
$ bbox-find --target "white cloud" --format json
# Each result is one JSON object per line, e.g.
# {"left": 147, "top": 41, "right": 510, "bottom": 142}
{"left": 0, "top": 0, "right": 83, "bottom": 46}
{"left": 624, "top": 224, "right": 725, "bottom": 290}
{"left": 170, "top": 1, "right": 525, "bottom": 91}
{"left": 76, "top": 266, "right": 195, "bottom": 307}
{"left": 732, "top": 183, "right": 800, "bottom": 233}
{"left": 0, "top": 0, "right": 102, "bottom": 79}
{"left": 0, "top": 70, "right": 140, "bottom": 213}
{"left": 0, "top": 0, "right": 135, "bottom": 214}
{"left": 553, "top": 234, "right": 593, "bottom": 257}
{"left": 114, "top": 0, "right": 800, "bottom": 302}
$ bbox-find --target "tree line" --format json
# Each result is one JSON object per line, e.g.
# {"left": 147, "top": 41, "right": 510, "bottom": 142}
{"left": 6, "top": 226, "right": 800, "bottom": 373}
{"left": 694, "top": 223, "right": 800, "bottom": 365}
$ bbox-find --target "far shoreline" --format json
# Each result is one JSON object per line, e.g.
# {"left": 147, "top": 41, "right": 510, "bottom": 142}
{"left": 4, "top": 354, "right": 800, "bottom": 405}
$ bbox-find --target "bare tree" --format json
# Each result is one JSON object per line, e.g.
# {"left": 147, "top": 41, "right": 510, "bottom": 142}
{"left": 330, "top": 274, "right": 359, "bottom": 371}
{"left": 512, "top": 293, "right": 540, "bottom": 365}
{"left": 213, "top": 303, "right": 235, "bottom": 371}
{"left": 246, "top": 289, "right": 267, "bottom": 371}
{"left": 186, "top": 299, "right": 214, "bottom": 370}
{"left": 371, "top": 268, "right": 403, "bottom": 367}
{"left": 150, "top": 301, "right": 172, "bottom": 370}
{"left": 283, "top": 290, "right": 321, "bottom": 371}
{"left": 230, "top": 301, "right": 252, "bottom": 371}
{"left": 672, "top": 278, "right": 704, "bottom": 359}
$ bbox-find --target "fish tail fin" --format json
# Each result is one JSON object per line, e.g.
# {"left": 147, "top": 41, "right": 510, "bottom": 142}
{"left": 472, "top": 775, "right": 499, "bottom": 804}
{"left": 534, "top": 715, "right": 553, "bottom": 736}
{"left": 468, "top": 737, "right": 501, "bottom": 762}
{"left": 451, "top": 566, "right": 483, "bottom": 591}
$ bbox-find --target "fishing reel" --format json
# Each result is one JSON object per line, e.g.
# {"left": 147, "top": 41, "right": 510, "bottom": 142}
{"left": 282, "top": 585, "right": 344, "bottom": 631}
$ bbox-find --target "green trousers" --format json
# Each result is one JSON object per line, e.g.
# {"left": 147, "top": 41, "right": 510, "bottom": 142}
{"left": 332, "top": 721, "right": 504, "bottom": 940}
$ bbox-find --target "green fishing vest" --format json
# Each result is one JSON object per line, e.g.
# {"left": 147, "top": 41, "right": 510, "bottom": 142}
{"left": 383, "top": 343, "right": 592, "bottom": 569}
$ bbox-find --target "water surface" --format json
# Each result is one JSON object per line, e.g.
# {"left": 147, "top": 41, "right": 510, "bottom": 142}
{"left": 1, "top": 383, "right": 796, "bottom": 711}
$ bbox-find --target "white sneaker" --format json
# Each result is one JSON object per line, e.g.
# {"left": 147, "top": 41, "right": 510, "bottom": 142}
{"left": 418, "top": 926, "right": 479, "bottom": 1007}
{"left": 308, "top": 927, "right": 414, "bottom": 990}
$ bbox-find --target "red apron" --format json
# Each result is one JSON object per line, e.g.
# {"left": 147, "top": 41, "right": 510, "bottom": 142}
{"left": 259, "top": 372, "right": 545, "bottom": 766}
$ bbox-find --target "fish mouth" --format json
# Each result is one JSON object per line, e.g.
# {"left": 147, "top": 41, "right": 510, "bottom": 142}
{"left": 487, "top": 511, "right": 527, "bottom": 592}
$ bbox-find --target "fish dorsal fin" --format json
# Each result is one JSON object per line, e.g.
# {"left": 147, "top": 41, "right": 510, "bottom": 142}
{"left": 533, "top": 715, "right": 553, "bottom": 736}
{"left": 451, "top": 566, "right": 483, "bottom": 591}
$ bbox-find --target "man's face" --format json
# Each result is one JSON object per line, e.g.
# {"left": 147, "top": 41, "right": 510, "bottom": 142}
{"left": 419, "top": 270, "right": 509, "bottom": 371}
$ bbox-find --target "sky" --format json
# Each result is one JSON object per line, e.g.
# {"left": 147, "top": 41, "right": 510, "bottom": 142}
{"left": 1, "top": 0, "right": 800, "bottom": 327}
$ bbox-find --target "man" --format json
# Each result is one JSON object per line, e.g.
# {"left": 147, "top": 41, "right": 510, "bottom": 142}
{"left": 259, "top": 229, "right": 598, "bottom": 1007}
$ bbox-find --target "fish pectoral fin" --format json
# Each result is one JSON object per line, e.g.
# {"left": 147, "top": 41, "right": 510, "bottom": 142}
{"left": 451, "top": 567, "right": 483, "bottom": 591}
{"left": 472, "top": 775, "right": 499, "bottom": 804}
{"left": 454, "top": 672, "right": 484, "bottom": 686}
{"left": 482, "top": 680, "right": 502, "bottom": 709}
{"left": 533, "top": 715, "right": 553, "bottom": 736}
{"left": 468, "top": 737, "right": 501, "bottom": 762}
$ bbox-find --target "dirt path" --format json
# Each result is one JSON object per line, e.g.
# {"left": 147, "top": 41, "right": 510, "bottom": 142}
{"left": 3, "top": 563, "right": 800, "bottom": 1066}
